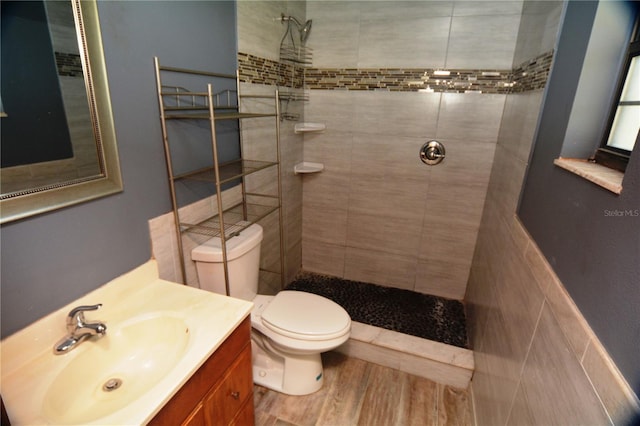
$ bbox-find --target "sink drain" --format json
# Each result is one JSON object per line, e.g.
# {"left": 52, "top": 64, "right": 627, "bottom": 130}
{"left": 102, "top": 378, "right": 123, "bottom": 392}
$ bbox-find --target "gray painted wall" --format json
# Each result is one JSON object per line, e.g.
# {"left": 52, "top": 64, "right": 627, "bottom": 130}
{"left": 519, "top": 1, "right": 639, "bottom": 390}
{"left": 0, "top": 1, "right": 237, "bottom": 338}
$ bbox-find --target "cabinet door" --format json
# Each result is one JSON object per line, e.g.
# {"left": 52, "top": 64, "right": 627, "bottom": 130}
{"left": 204, "top": 346, "right": 253, "bottom": 425}
{"left": 182, "top": 402, "right": 205, "bottom": 426}
{"left": 230, "top": 398, "right": 255, "bottom": 426}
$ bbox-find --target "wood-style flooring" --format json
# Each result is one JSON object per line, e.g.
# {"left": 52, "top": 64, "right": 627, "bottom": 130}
{"left": 253, "top": 351, "right": 472, "bottom": 426}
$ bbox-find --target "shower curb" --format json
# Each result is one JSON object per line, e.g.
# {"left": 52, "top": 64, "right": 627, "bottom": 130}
{"left": 334, "top": 321, "right": 474, "bottom": 390}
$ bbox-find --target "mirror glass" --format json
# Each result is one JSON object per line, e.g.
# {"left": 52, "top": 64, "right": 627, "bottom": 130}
{"left": 0, "top": 0, "right": 122, "bottom": 224}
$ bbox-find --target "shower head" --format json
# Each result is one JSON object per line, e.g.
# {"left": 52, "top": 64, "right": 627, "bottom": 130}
{"left": 279, "top": 14, "right": 312, "bottom": 44}
{"left": 300, "top": 19, "right": 312, "bottom": 43}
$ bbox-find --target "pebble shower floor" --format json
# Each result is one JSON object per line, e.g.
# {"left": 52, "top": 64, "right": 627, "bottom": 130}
{"left": 285, "top": 272, "right": 468, "bottom": 349}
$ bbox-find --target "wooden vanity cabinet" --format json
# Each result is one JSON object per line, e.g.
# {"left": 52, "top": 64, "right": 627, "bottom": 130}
{"left": 150, "top": 317, "right": 254, "bottom": 426}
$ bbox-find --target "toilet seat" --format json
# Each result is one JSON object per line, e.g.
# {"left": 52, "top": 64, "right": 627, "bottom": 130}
{"left": 251, "top": 290, "right": 351, "bottom": 343}
{"left": 258, "top": 291, "right": 351, "bottom": 341}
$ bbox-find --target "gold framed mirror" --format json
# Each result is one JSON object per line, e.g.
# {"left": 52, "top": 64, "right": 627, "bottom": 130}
{"left": 0, "top": 0, "right": 122, "bottom": 224}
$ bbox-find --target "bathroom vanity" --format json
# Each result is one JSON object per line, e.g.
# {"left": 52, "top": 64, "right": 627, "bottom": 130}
{"left": 0, "top": 261, "right": 254, "bottom": 425}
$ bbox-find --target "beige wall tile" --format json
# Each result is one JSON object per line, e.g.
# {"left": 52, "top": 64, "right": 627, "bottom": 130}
{"left": 493, "top": 236, "right": 545, "bottom": 347}
{"left": 415, "top": 258, "right": 471, "bottom": 300}
{"left": 353, "top": 91, "right": 441, "bottom": 138}
{"left": 302, "top": 130, "right": 353, "bottom": 176}
{"left": 302, "top": 202, "right": 348, "bottom": 245}
{"left": 542, "top": 268, "right": 592, "bottom": 360}
{"left": 237, "top": 0, "right": 287, "bottom": 62}
{"left": 344, "top": 246, "right": 417, "bottom": 290}
{"left": 421, "top": 186, "right": 486, "bottom": 234}
{"left": 522, "top": 239, "right": 554, "bottom": 293}
{"left": 349, "top": 133, "right": 429, "bottom": 181}
{"left": 302, "top": 239, "right": 345, "bottom": 277}
{"left": 305, "top": 90, "right": 356, "bottom": 132}
{"left": 357, "top": 13, "right": 450, "bottom": 68}
{"left": 302, "top": 168, "right": 351, "bottom": 210}
{"left": 507, "top": 304, "right": 610, "bottom": 425}
{"left": 308, "top": 2, "right": 453, "bottom": 69}
{"left": 582, "top": 340, "right": 640, "bottom": 425}
{"left": 463, "top": 261, "right": 496, "bottom": 349}
{"left": 306, "top": 1, "right": 361, "bottom": 68}
{"left": 453, "top": 1, "right": 523, "bottom": 17}
{"left": 496, "top": 90, "right": 544, "bottom": 162}
{"left": 148, "top": 212, "right": 180, "bottom": 282}
{"left": 446, "top": 15, "right": 521, "bottom": 69}
{"left": 471, "top": 306, "right": 527, "bottom": 426}
{"left": 436, "top": 94, "right": 506, "bottom": 144}
{"left": 485, "top": 146, "right": 528, "bottom": 218}
{"left": 418, "top": 219, "right": 479, "bottom": 266}
{"left": 346, "top": 169, "right": 427, "bottom": 244}
{"left": 346, "top": 207, "right": 424, "bottom": 257}
{"left": 428, "top": 139, "right": 496, "bottom": 188}
{"left": 513, "top": 1, "right": 563, "bottom": 66}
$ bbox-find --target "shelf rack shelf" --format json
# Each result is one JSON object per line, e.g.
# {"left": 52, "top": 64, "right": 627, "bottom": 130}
{"left": 154, "top": 57, "right": 285, "bottom": 294}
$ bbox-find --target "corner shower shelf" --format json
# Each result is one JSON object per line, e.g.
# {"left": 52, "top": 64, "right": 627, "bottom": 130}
{"left": 294, "top": 162, "right": 324, "bottom": 174}
{"left": 154, "top": 57, "right": 285, "bottom": 292}
{"left": 294, "top": 122, "right": 326, "bottom": 133}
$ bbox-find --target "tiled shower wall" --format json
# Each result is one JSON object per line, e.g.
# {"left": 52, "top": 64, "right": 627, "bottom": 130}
{"left": 466, "top": 1, "right": 640, "bottom": 424}
{"left": 300, "top": 1, "right": 523, "bottom": 300}
{"left": 237, "top": 1, "right": 306, "bottom": 292}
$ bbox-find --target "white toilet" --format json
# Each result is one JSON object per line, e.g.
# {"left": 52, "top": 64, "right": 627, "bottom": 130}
{"left": 192, "top": 224, "right": 351, "bottom": 395}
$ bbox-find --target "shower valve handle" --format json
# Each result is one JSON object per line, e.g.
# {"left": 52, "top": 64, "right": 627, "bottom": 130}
{"left": 420, "top": 141, "right": 446, "bottom": 165}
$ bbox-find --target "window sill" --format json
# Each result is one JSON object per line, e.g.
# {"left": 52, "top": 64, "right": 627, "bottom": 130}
{"left": 554, "top": 158, "right": 623, "bottom": 194}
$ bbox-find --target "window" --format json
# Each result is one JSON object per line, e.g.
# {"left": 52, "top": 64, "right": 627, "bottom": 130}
{"left": 594, "top": 16, "right": 640, "bottom": 172}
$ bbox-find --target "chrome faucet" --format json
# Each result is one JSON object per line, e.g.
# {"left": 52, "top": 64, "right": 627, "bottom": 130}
{"left": 54, "top": 304, "right": 107, "bottom": 354}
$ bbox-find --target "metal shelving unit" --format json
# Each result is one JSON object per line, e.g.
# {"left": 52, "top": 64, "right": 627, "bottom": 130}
{"left": 153, "top": 57, "right": 285, "bottom": 295}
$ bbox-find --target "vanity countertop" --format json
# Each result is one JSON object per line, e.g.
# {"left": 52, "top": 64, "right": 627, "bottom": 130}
{"left": 0, "top": 260, "right": 253, "bottom": 425}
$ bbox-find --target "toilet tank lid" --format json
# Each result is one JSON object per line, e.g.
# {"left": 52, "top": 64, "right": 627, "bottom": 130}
{"left": 191, "top": 223, "right": 263, "bottom": 262}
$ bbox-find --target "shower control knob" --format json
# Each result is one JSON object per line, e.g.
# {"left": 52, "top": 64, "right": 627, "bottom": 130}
{"left": 420, "top": 140, "right": 446, "bottom": 165}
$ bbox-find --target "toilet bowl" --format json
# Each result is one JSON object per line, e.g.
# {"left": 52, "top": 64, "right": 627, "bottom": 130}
{"left": 192, "top": 224, "right": 351, "bottom": 395}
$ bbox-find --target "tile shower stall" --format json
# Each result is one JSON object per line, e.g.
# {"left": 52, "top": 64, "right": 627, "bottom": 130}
{"left": 238, "top": 1, "right": 559, "bottom": 300}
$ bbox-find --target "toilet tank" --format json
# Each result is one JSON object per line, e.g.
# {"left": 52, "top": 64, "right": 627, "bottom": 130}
{"left": 191, "top": 223, "right": 263, "bottom": 301}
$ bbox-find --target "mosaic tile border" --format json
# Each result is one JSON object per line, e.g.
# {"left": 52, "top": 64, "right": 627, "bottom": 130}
{"left": 304, "top": 67, "right": 512, "bottom": 93}
{"left": 55, "top": 52, "right": 83, "bottom": 77}
{"left": 238, "top": 50, "right": 553, "bottom": 94}
{"left": 238, "top": 52, "right": 304, "bottom": 88}
{"left": 511, "top": 51, "right": 554, "bottom": 93}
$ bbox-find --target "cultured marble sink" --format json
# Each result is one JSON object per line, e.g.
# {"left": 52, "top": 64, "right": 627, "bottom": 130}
{"left": 43, "top": 313, "right": 190, "bottom": 424}
{"left": 1, "top": 260, "right": 253, "bottom": 425}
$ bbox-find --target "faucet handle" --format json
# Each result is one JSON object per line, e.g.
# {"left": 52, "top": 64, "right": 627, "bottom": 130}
{"left": 66, "top": 304, "right": 102, "bottom": 329}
